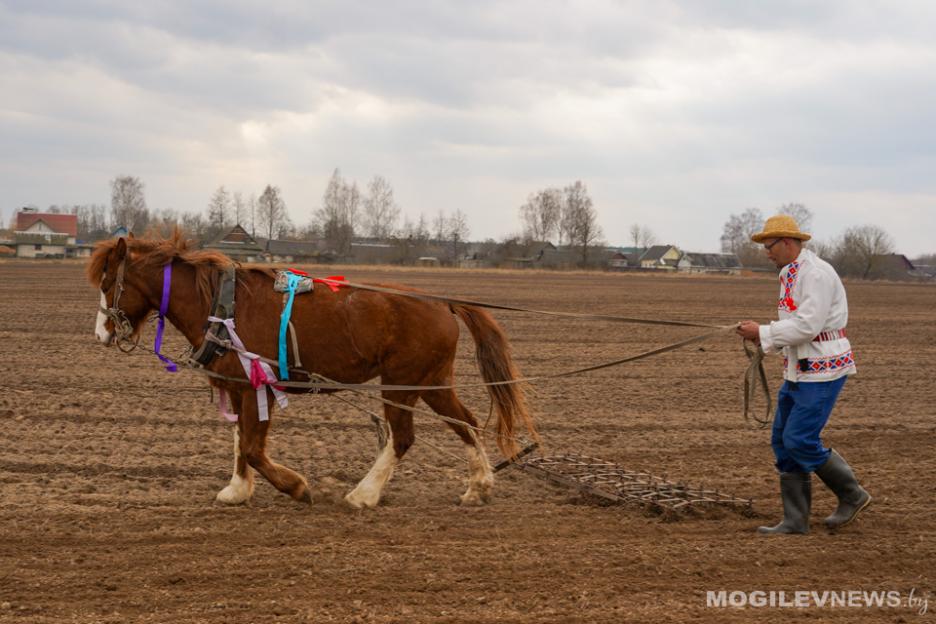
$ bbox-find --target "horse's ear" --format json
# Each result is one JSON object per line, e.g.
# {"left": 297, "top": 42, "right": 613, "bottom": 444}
{"left": 127, "top": 231, "right": 135, "bottom": 240}
{"left": 114, "top": 236, "right": 128, "bottom": 261}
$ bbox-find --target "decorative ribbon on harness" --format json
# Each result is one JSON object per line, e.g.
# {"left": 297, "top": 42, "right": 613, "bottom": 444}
{"left": 154, "top": 263, "right": 178, "bottom": 373}
{"left": 278, "top": 271, "right": 303, "bottom": 380}
{"left": 207, "top": 315, "right": 288, "bottom": 422}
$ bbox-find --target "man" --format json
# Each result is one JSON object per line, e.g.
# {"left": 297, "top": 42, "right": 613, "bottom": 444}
{"left": 737, "top": 214, "right": 871, "bottom": 534}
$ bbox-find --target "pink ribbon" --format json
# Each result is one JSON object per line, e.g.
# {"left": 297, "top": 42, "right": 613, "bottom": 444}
{"left": 207, "top": 316, "right": 288, "bottom": 422}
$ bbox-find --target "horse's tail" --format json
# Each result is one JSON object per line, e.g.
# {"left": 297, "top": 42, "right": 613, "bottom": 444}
{"left": 452, "top": 304, "right": 538, "bottom": 458}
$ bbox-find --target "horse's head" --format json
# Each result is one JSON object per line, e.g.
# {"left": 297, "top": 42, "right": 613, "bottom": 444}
{"left": 89, "top": 235, "right": 154, "bottom": 346}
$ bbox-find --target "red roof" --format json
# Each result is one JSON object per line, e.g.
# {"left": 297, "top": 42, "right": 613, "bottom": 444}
{"left": 16, "top": 212, "right": 78, "bottom": 237}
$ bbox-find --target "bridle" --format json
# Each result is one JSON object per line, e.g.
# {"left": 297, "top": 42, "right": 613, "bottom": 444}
{"left": 99, "top": 253, "right": 139, "bottom": 353}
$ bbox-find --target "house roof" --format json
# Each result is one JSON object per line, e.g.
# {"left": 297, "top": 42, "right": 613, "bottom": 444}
{"left": 868, "top": 254, "right": 916, "bottom": 277}
{"left": 682, "top": 252, "right": 742, "bottom": 269}
{"left": 16, "top": 212, "right": 78, "bottom": 236}
{"left": 639, "top": 245, "right": 677, "bottom": 262}
{"left": 204, "top": 225, "right": 264, "bottom": 253}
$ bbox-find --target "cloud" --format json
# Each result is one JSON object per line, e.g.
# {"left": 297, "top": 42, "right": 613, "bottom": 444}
{"left": 1, "top": 1, "right": 934, "bottom": 254}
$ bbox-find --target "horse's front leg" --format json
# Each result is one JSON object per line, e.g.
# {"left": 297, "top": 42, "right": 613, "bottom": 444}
{"left": 216, "top": 391, "right": 255, "bottom": 504}
{"left": 218, "top": 390, "right": 312, "bottom": 503}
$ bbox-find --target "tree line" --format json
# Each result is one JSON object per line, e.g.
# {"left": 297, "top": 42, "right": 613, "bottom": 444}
{"left": 11, "top": 174, "right": 922, "bottom": 275}
{"left": 720, "top": 204, "right": 905, "bottom": 278}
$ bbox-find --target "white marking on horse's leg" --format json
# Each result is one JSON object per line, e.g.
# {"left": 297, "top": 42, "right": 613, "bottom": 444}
{"left": 345, "top": 438, "right": 397, "bottom": 509}
{"left": 459, "top": 444, "right": 494, "bottom": 506}
{"left": 95, "top": 292, "right": 112, "bottom": 344}
{"left": 216, "top": 429, "right": 254, "bottom": 505}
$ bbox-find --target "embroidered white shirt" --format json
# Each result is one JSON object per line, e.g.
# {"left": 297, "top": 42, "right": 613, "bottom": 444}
{"left": 758, "top": 248, "right": 857, "bottom": 382}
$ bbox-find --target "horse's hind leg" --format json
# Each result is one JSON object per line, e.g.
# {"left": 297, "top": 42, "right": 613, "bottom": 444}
{"left": 230, "top": 389, "right": 312, "bottom": 504}
{"left": 421, "top": 388, "right": 493, "bottom": 506}
{"left": 345, "top": 391, "right": 418, "bottom": 509}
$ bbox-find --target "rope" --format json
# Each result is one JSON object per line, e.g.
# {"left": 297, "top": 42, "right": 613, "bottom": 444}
{"left": 742, "top": 340, "right": 773, "bottom": 428}
{"left": 316, "top": 277, "right": 726, "bottom": 329}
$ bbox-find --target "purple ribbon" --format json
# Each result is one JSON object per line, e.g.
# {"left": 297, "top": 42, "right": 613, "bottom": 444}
{"left": 154, "top": 263, "right": 178, "bottom": 372}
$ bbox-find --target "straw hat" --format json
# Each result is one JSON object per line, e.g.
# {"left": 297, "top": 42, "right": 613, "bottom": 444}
{"left": 750, "top": 214, "right": 811, "bottom": 243}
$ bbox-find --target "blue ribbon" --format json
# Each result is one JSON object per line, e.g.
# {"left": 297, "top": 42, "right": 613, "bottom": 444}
{"left": 278, "top": 271, "right": 302, "bottom": 380}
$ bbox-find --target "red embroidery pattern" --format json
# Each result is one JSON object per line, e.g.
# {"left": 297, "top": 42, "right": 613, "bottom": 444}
{"left": 778, "top": 261, "right": 800, "bottom": 312}
{"left": 784, "top": 351, "right": 856, "bottom": 375}
{"left": 804, "top": 350, "right": 855, "bottom": 373}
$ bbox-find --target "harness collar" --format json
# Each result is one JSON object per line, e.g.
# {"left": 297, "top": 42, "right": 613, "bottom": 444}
{"left": 190, "top": 264, "right": 237, "bottom": 367}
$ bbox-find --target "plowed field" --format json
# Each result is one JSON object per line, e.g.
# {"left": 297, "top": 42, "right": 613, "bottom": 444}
{"left": 1, "top": 261, "right": 933, "bottom": 623}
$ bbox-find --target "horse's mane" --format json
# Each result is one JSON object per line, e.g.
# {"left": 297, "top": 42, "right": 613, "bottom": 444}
{"left": 87, "top": 229, "right": 272, "bottom": 307}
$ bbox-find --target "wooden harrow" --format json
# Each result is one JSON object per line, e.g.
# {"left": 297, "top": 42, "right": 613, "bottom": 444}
{"left": 494, "top": 444, "right": 756, "bottom": 517}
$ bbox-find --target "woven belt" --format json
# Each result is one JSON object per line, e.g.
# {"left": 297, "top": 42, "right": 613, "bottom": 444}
{"left": 813, "top": 329, "right": 847, "bottom": 342}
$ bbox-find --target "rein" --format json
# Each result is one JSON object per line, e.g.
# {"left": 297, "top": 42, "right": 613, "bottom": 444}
{"left": 116, "top": 264, "right": 773, "bottom": 426}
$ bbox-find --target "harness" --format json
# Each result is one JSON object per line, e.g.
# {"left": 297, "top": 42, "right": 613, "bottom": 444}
{"left": 190, "top": 264, "right": 237, "bottom": 367}
{"left": 99, "top": 253, "right": 136, "bottom": 351}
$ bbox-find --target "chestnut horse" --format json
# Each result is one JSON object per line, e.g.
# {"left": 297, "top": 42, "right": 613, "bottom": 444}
{"left": 88, "top": 233, "right": 536, "bottom": 507}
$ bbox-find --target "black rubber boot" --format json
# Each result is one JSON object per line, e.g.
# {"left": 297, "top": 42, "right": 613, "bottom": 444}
{"left": 758, "top": 472, "right": 811, "bottom": 535}
{"left": 814, "top": 449, "right": 871, "bottom": 530}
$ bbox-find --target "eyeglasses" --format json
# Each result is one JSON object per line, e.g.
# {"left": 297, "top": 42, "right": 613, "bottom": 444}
{"left": 764, "top": 238, "right": 785, "bottom": 251}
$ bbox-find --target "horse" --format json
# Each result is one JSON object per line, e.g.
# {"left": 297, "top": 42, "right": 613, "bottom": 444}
{"left": 88, "top": 232, "right": 537, "bottom": 508}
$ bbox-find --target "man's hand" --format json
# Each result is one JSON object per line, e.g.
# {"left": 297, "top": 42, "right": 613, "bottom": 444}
{"left": 736, "top": 320, "right": 761, "bottom": 342}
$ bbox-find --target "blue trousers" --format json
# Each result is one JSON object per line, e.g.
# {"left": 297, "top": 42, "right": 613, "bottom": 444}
{"left": 772, "top": 377, "right": 847, "bottom": 473}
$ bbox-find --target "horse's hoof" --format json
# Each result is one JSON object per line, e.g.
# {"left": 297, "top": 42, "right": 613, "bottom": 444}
{"left": 216, "top": 486, "right": 250, "bottom": 505}
{"left": 459, "top": 491, "right": 490, "bottom": 506}
{"left": 344, "top": 491, "right": 378, "bottom": 509}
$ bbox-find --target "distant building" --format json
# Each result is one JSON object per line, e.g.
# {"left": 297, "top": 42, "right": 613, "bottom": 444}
{"left": 265, "top": 239, "right": 322, "bottom": 264}
{"left": 607, "top": 247, "right": 645, "bottom": 270}
{"left": 13, "top": 209, "right": 91, "bottom": 258}
{"left": 678, "top": 252, "right": 743, "bottom": 275}
{"left": 866, "top": 254, "right": 918, "bottom": 281}
{"left": 203, "top": 224, "right": 265, "bottom": 262}
{"left": 638, "top": 245, "right": 681, "bottom": 270}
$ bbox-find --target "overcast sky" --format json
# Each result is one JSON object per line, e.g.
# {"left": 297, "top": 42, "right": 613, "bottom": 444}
{"left": 2, "top": 1, "right": 934, "bottom": 254}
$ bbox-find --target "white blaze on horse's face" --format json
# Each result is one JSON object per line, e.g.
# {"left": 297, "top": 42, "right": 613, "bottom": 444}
{"left": 95, "top": 292, "right": 112, "bottom": 344}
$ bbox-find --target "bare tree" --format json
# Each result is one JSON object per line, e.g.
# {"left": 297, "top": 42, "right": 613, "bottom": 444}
{"left": 362, "top": 175, "right": 400, "bottom": 239}
{"left": 433, "top": 210, "right": 447, "bottom": 241}
{"left": 71, "top": 204, "right": 109, "bottom": 240}
{"left": 720, "top": 208, "right": 768, "bottom": 267}
{"left": 629, "top": 223, "right": 656, "bottom": 249}
{"left": 448, "top": 208, "right": 470, "bottom": 262}
{"left": 248, "top": 193, "right": 258, "bottom": 237}
{"left": 181, "top": 211, "right": 209, "bottom": 241}
{"left": 833, "top": 224, "right": 895, "bottom": 278}
{"left": 519, "top": 188, "right": 562, "bottom": 242}
{"left": 232, "top": 191, "right": 247, "bottom": 227}
{"left": 315, "top": 169, "right": 360, "bottom": 254}
{"left": 393, "top": 212, "right": 432, "bottom": 264}
{"left": 110, "top": 175, "right": 148, "bottom": 232}
{"left": 778, "top": 203, "right": 813, "bottom": 232}
{"left": 562, "top": 181, "right": 603, "bottom": 265}
{"left": 257, "top": 184, "right": 289, "bottom": 241}
{"left": 207, "top": 185, "right": 231, "bottom": 232}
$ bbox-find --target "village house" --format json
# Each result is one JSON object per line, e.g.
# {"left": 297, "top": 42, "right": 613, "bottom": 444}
{"left": 13, "top": 209, "right": 92, "bottom": 258}
{"left": 202, "top": 224, "right": 265, "bottom": 262}
{"left": 638, "top": 245, "right": 681, "bottom": 270}
{"left": 677, "top": 251, "right": 743, "bottom": 275}
{"left": 265, "top": 239, "right": 322, "bottom": 264}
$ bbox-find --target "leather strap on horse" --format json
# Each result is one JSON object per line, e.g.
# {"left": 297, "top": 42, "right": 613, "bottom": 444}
{"left": 190, "top": 264, "right": 236, "bottom": 366}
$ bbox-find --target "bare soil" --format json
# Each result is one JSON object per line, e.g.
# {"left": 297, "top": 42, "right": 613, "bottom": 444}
{"left": 1, "top": 261, "right": 933, "bottom": 623}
